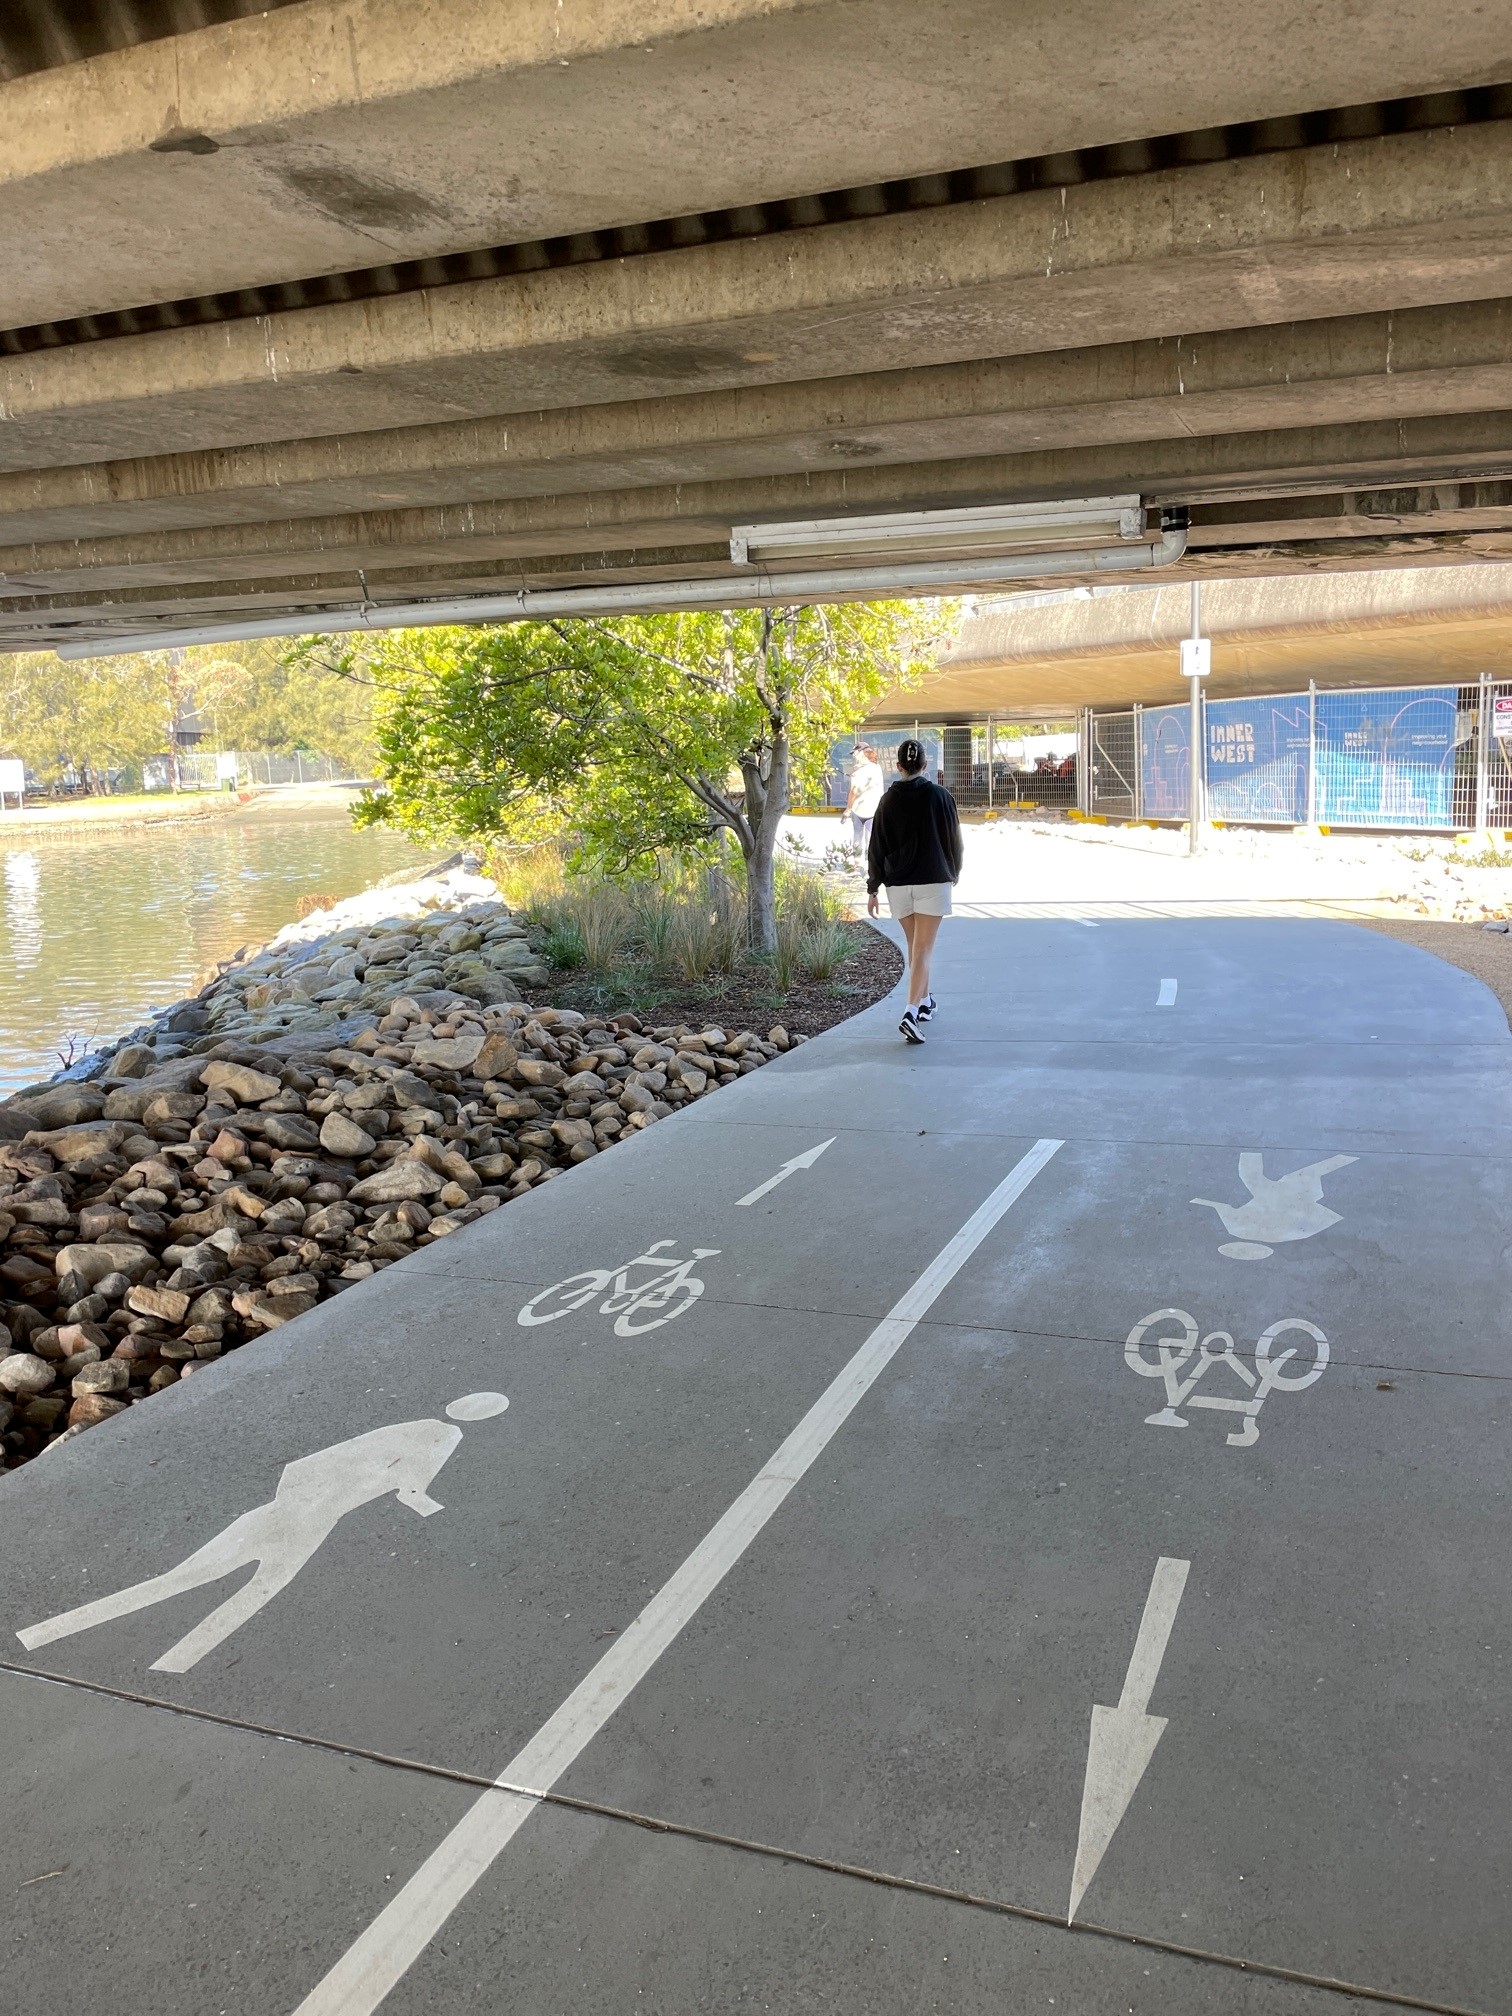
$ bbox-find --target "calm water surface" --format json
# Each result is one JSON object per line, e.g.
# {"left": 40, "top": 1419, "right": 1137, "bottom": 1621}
{"left": 0, "top": 806, "right": 425, "bottom": 1094}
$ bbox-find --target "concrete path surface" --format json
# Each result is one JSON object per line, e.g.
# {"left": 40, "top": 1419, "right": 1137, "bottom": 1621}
{"left": 3, "top": 916, "right": 1510, "bottom": 2015}
{"left": 783, "top": 811, "right": 1512, "bottom": 920}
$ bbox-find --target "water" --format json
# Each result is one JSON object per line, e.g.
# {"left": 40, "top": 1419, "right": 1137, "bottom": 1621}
{"left": 0, "top": 803, "right": 426, "bottom": 1094}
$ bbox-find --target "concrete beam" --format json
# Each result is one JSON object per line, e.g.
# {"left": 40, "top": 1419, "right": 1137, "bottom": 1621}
{"left": 8, "top": 298, "right": 1512, "bottom": 547}
{"left": 9, "top": 408, "right": 1512, "bottom": 593}
{"left": 10, "top": 409, "right": 1512, "bottom": 650}
{"left": 916, "top": 563, "right": 1512, "bottom": 715}
{"left": 6, "top": 0, "right": 1510, "bottom": 329}
{"left": 1187, "top": 481, "right": 1512, "bottom": 546}
{"left": 13, "top": 535, "right": 1512, "bottom": 659}
{"left": 0, "top": 548, "right": 743, "bottom": 646}
{"left": 7, "top": 121, "right": 1512, "bottom": 473}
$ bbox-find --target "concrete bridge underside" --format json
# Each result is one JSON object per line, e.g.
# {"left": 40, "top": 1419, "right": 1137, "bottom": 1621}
{"left": 8, "top": 1, "right": 1512, "bottom": 651}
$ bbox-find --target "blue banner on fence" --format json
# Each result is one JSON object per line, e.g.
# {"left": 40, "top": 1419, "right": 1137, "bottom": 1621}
{"left": 1313, "top": 688, "right": 1460, "bottom": 828}
{"left": 1139, "top": 704, "right": 1190, "bottom": 817}
{"left": 1203, "top": 695, "right": 1312, "bottom": 823}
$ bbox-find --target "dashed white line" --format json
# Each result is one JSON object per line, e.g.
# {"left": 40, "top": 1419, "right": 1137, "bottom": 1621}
{"left": 1157, "top": 978, "right": 1178, "bottom": 1007}
{"left": 292, "top": 1138, "right": 1067, "bottom": 2016}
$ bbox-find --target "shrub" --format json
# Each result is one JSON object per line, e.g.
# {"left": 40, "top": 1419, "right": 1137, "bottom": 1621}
{"left": 798, "top": 920, "right": 853, "bottom": 981}
{"left": 505, "top": 845, "right": 851, "bottom": 989}
{"left": 575, "top": 882, "right": 634, "bottom": 970}
{"left": 540, "top": 919, "right": 586, "bottom": 969}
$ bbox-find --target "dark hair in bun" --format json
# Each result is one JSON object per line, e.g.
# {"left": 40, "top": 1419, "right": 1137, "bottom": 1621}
{"left": 896, "top": 738, "right": 927, "bottom": 775}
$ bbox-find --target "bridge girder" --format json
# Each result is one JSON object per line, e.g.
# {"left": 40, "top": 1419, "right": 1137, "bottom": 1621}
{"left": 6, "top": 1, "right": 1512, "bottom": 652}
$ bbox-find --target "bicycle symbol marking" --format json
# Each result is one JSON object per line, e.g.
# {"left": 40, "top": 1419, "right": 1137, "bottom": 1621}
{"left": 1124, "top": 1306, "right": 1328, "bottom": 1448}
{"left": 517, "top": 1239, "right": 720, "bottom": 1337}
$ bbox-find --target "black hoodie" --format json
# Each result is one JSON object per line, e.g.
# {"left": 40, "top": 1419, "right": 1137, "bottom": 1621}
{"left": 866, "top": 774, "right": 964, "bottom": 893}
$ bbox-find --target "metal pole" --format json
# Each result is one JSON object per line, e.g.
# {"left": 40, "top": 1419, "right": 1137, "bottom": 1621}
{"left": 1078, "top": 707, "right": 1091, "bottom": 813}
{"left": 1307, "top": 680, "right": 1318, "bottom": 826}
{"left": 986, "top": 714, "right": 994, "bottom": 810}
{"left": 1476, "top": 673, "right": 1490, "bottom": 832}
{"left": 1133, "top": 703, "right": 1143, "bottom": 820}
{"left": 1182, "top": 581, "right": 1209, "bottom": 856}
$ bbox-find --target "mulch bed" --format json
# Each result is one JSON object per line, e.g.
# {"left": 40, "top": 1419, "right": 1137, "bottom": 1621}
{"left": 520, "top": 921, "right": 903, "bottom": 1039}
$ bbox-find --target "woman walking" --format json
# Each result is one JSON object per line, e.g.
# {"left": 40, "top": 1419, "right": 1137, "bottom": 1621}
{"left": 866, "top": 739, "right": 964, "bottom": 1044}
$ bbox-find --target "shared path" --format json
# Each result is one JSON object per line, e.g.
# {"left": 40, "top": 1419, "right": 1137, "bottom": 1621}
{"left": 4, "top": 915, "right": 1510, "bottom": 2014}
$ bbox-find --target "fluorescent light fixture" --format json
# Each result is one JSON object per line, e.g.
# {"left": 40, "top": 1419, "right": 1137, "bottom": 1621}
{"left": 729, "top": 496, "right": 1147, "bottom": 567}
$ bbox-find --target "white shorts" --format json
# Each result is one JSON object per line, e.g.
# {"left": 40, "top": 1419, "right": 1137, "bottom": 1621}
{"left": 886, "top": 882, "right": 953, "bottom": 919}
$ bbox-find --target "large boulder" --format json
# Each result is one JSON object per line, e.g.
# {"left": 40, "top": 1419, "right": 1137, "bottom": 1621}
{"left": 0, "top": 1353, "right": 56, "bottom": 1397}
{"left": 482, "top": 939, "right": 540, "bottom": 970}
{"left": 201, "top": 1060, "right": 282, "bottom": 1103}
{"left": 446, "top": 965, "right": 521, "bottom": 1006}
{"left": 6, "top": 1085, "right": 106, "bottom": 1131}
{"left": 472, "top": 1030, "right": 518, "bottom": 1080}
{"left": 53, "top": 1241, "right": 155, "bottom": 1286}
{"left": 319, "top": 1111, "right": 377, "bottom": 1159}
{"left": 259, "top": 1111, "right": 322, "bottom": 1151}
{"left": 348, "top": 1160, "right": 446, "bottom": 1204}
{"left": 26, "top": 1120, "right": 146, "bottom": 1166}
{"left": 102, "top": 1043, "right": 156, "bottom": 1080}
{"left": 385, "top": 1070, "right": 436, "bottom": 1109}
{"left": 410, "top": 1026, "right": 486, "bottom": 1070}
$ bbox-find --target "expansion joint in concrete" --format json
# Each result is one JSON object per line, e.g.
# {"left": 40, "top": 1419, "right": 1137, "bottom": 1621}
{"left": 0, "top": 1659, "right": 1485, "bottom": 2016}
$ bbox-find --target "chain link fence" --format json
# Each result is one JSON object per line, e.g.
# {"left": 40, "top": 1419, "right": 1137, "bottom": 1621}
{"left": 1089, "top": 679, "right": 1512, "bottom": 832}
{"left": 143, "top": 751, "right": 369, "bottom": 792}
{"left": 827, "top": 724, "right": 1077, "bottom": 813}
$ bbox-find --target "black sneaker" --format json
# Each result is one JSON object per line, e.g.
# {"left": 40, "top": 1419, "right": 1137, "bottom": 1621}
{"left": 899, "top": 1009, "right": 925, "bottom": 1044}
{"left": 916, "top": 994, "right": 937, "bottom": 1023}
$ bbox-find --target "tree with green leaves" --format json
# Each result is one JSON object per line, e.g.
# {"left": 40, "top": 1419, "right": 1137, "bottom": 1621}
{"left": 0, "top": 639, "right": 375, "bottom": 790}
{"left": 0, "top": 649, "right": 175, "bottom": 789}
{"left": 335, "top": 602, "right": 941, "bottom": 949}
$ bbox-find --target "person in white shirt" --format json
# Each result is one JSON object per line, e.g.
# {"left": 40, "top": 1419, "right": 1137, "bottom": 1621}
{"left": 845, "top": 744, "right": 884, "bottom": 852}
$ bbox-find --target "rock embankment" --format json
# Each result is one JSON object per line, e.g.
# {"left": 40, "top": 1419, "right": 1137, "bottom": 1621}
{"left": 0, "top": 875, "right": 803, "bottom": 1475}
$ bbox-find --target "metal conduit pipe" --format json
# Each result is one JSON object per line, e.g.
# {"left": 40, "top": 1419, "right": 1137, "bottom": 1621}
{"left": 52, "top": 523, "right": 1188, "bottom": 658}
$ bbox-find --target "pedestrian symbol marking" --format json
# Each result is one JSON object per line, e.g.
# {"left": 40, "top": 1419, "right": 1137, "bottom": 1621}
{"left": 16, "top": 1393, "right": 509, "bottom": 1673}
{"left": 517, "top": 1240, "right": 718, "bottom": 1335}
{"left": 290, "top": 1142, "right": 1066, "bottom": 2016}
{"left": 1193, "top": 1151, "right": 1356, "bottom": 1259}
{"left": 1125, "top": 1308, "right": 1327, "bottom": 1446}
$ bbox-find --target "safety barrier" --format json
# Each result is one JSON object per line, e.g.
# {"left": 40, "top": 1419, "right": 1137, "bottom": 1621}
{"left": 1087, "top": 679, "right": 1512, "bottom": 831}
{"left": 143, "top": 751, "right": 366, "bottom": 792}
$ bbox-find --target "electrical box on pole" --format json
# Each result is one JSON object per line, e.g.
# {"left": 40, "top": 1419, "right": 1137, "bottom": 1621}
{"left": 1180, "top": 639, "right": 1212, "bottom": 680}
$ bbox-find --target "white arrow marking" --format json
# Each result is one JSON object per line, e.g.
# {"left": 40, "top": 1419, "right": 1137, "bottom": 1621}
{"left": 735, "top": 1137, "right": 836, "bottom": 1207}
{"left": 1157, "top": 977, "right": 1178, "bottom": 1006}
{"left": 1068, "top": 1555, "right": 1190, "bottom": 1923}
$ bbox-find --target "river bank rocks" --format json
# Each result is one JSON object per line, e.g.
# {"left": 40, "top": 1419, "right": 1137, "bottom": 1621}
{"left": 0, "top": 871, "right": 805, "bottom": 1476}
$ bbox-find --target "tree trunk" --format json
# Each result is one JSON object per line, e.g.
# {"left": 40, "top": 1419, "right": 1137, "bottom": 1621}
{"left": 743, "top": 730, "right": 790, "bottom": 954}
{"left": 746, "top": 825, "right": 777, "bottom": 953}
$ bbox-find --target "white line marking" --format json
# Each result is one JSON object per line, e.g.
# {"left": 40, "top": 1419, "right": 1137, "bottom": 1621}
{"left": 292, "top": 1138, "right": 1066, "bottom": 2016}
{"left": 735, "top": 1137, "right": 836, "bottom": 1207}
{"left": 1157, "top": 978, "right": 1178, "bottom": 1007}
{"left": 1069, "top": 1555, "right": 1190, "bottom": 1923}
